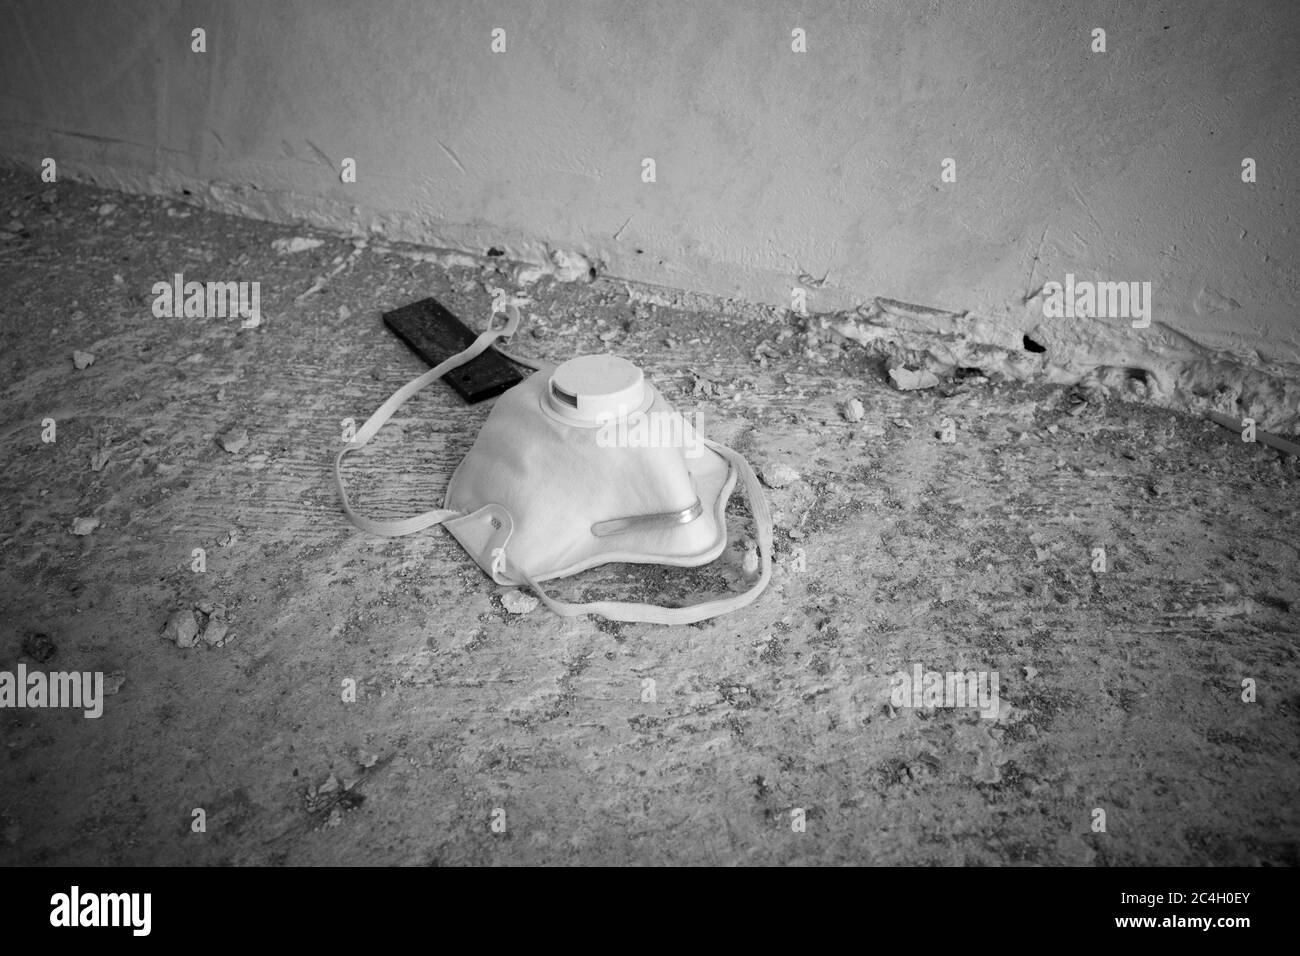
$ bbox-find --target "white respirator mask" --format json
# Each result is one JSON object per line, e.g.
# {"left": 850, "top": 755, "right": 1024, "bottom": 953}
{"left": 334, "top": 305, "right": 772, "bottom": 624}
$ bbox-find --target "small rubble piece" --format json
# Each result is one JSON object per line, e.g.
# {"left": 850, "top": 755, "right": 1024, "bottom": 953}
{"left": 393, "top": 249, "right": 474, "bottom": 269}
{"left": 762, "top": 463, "right": 801, "bottom": 488}
{"left": 1145, "top": 476, "right": 1173, "bottom": 499}
{"left": 437, "top": 251, "right": 479, "bottom": 270}
{"left": 103, "top": 670, "right": 127, "bottom": 695}
{"left": 162, "top": 609, "right": 201, "bottom": 648}
{"left": 317, "top": 774, "right": 341, "bottom": 796}
{"left": 888, "top": 366, "right": 941, "bottom": 391}
{"left": 551, "top": 248, "right": 597, "bottom": 283}
{"left": 163, "top": 603, "right": 233, "bottom": 649}
{"left": 513, "top": 261, "right": 550, "bottom": 285}
{"left": 271, "top": 236, "right": 323, "bottom": 254}
{"left": 516, "top": 247, "right": 599, "bottom": 285}
{"left": 72, "top": 350, "right": 95, "bottom": 370}
{"left": 305, "top": 771, "right": 364, "bottom": 822}
{"left": 22, "top": 632, "right": 57, "bottom": 663}
{"left": 841, "top": 398, "right": 865, "bottom": 422}
{"left": 502, "top": 590, "right": 539, "bottom": 615}
{"left": 96, "top": 203, "right": 116, "bottom": 216}
{"left": 217, "top": 426, "right": 249, "bottom": 453}
{"left": 692, "top": 374, "right": 724, "bottom": 397}
{"left": 196, "top": 603, "right": 231, "bottom": 647}
{"left": 741, "top": 546, "right": 760, "bottom": 582}
{"left": 70, "top": 515, "right": 100, "bottom": 536}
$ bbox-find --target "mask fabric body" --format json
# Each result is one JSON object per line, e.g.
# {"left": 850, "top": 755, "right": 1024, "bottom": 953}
{"left": 335, "top": 306, "right": 772, "bottom": 624}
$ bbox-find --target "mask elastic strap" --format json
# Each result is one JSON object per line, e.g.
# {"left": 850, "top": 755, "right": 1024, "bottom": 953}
{"left": 334, "top": 304, "right": 525, "bottom": 537}
{"left": 501, "top": 439, "right": 773, "bottom": 624}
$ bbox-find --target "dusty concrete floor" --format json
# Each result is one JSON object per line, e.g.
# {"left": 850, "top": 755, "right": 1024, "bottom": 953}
{"left": 1, "top": 167, "right": 1298, "bottom": 866}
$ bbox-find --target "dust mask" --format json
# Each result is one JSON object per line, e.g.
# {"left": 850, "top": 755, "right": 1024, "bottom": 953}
{"left": 335, "top": 305, "right": 772, "bottom": 624}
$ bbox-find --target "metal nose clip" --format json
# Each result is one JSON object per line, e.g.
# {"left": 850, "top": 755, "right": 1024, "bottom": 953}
{"left": 590, "top": 499, "right": 704, "bottom": 537}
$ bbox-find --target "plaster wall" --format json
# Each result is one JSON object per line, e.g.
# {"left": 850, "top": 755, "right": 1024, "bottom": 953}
{"left": 3, "top": 0, "right": 1297, "bottom": 404}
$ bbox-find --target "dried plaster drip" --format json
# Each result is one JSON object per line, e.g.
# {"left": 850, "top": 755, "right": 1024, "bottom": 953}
{"left": 821, "top": 299, "right": 1300, "bottom": 434}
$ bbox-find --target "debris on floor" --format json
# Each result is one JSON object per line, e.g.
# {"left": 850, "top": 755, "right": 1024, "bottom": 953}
{"left": 217, "top": 426, "right": 249, "bottom": 453}
{"left": 161, "top": 604, "right": 233, "bottom": 649}
{"left": 888, "top": 366, "right": 941, "bottom": 391}
{"left": 161, "top": 609, "right": 201, "bottom": 648}
{"left": 271, "top": 236, "right": 323, "bottom": 255}
{"left": 515, "top": 247, "right": 599, "bottom": 285}
{"left": 196, "top": 603, "right": 232, "bottom": 647}
{"left": 761, "top": 463, "right": 801, "bottom": 488}
{"left": 501, "top": 590, "right": 540, "bottom": 615}
{"left": 102, "top": 670, "right": 127, "bottom": 695}
{"left": 69, "top": 515, "right": 100, "bottom": 535}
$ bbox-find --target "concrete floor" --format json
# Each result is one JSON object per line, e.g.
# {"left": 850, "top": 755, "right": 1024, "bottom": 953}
{"left": 0, "top": 167, "right": 1297, "bottom": 865}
